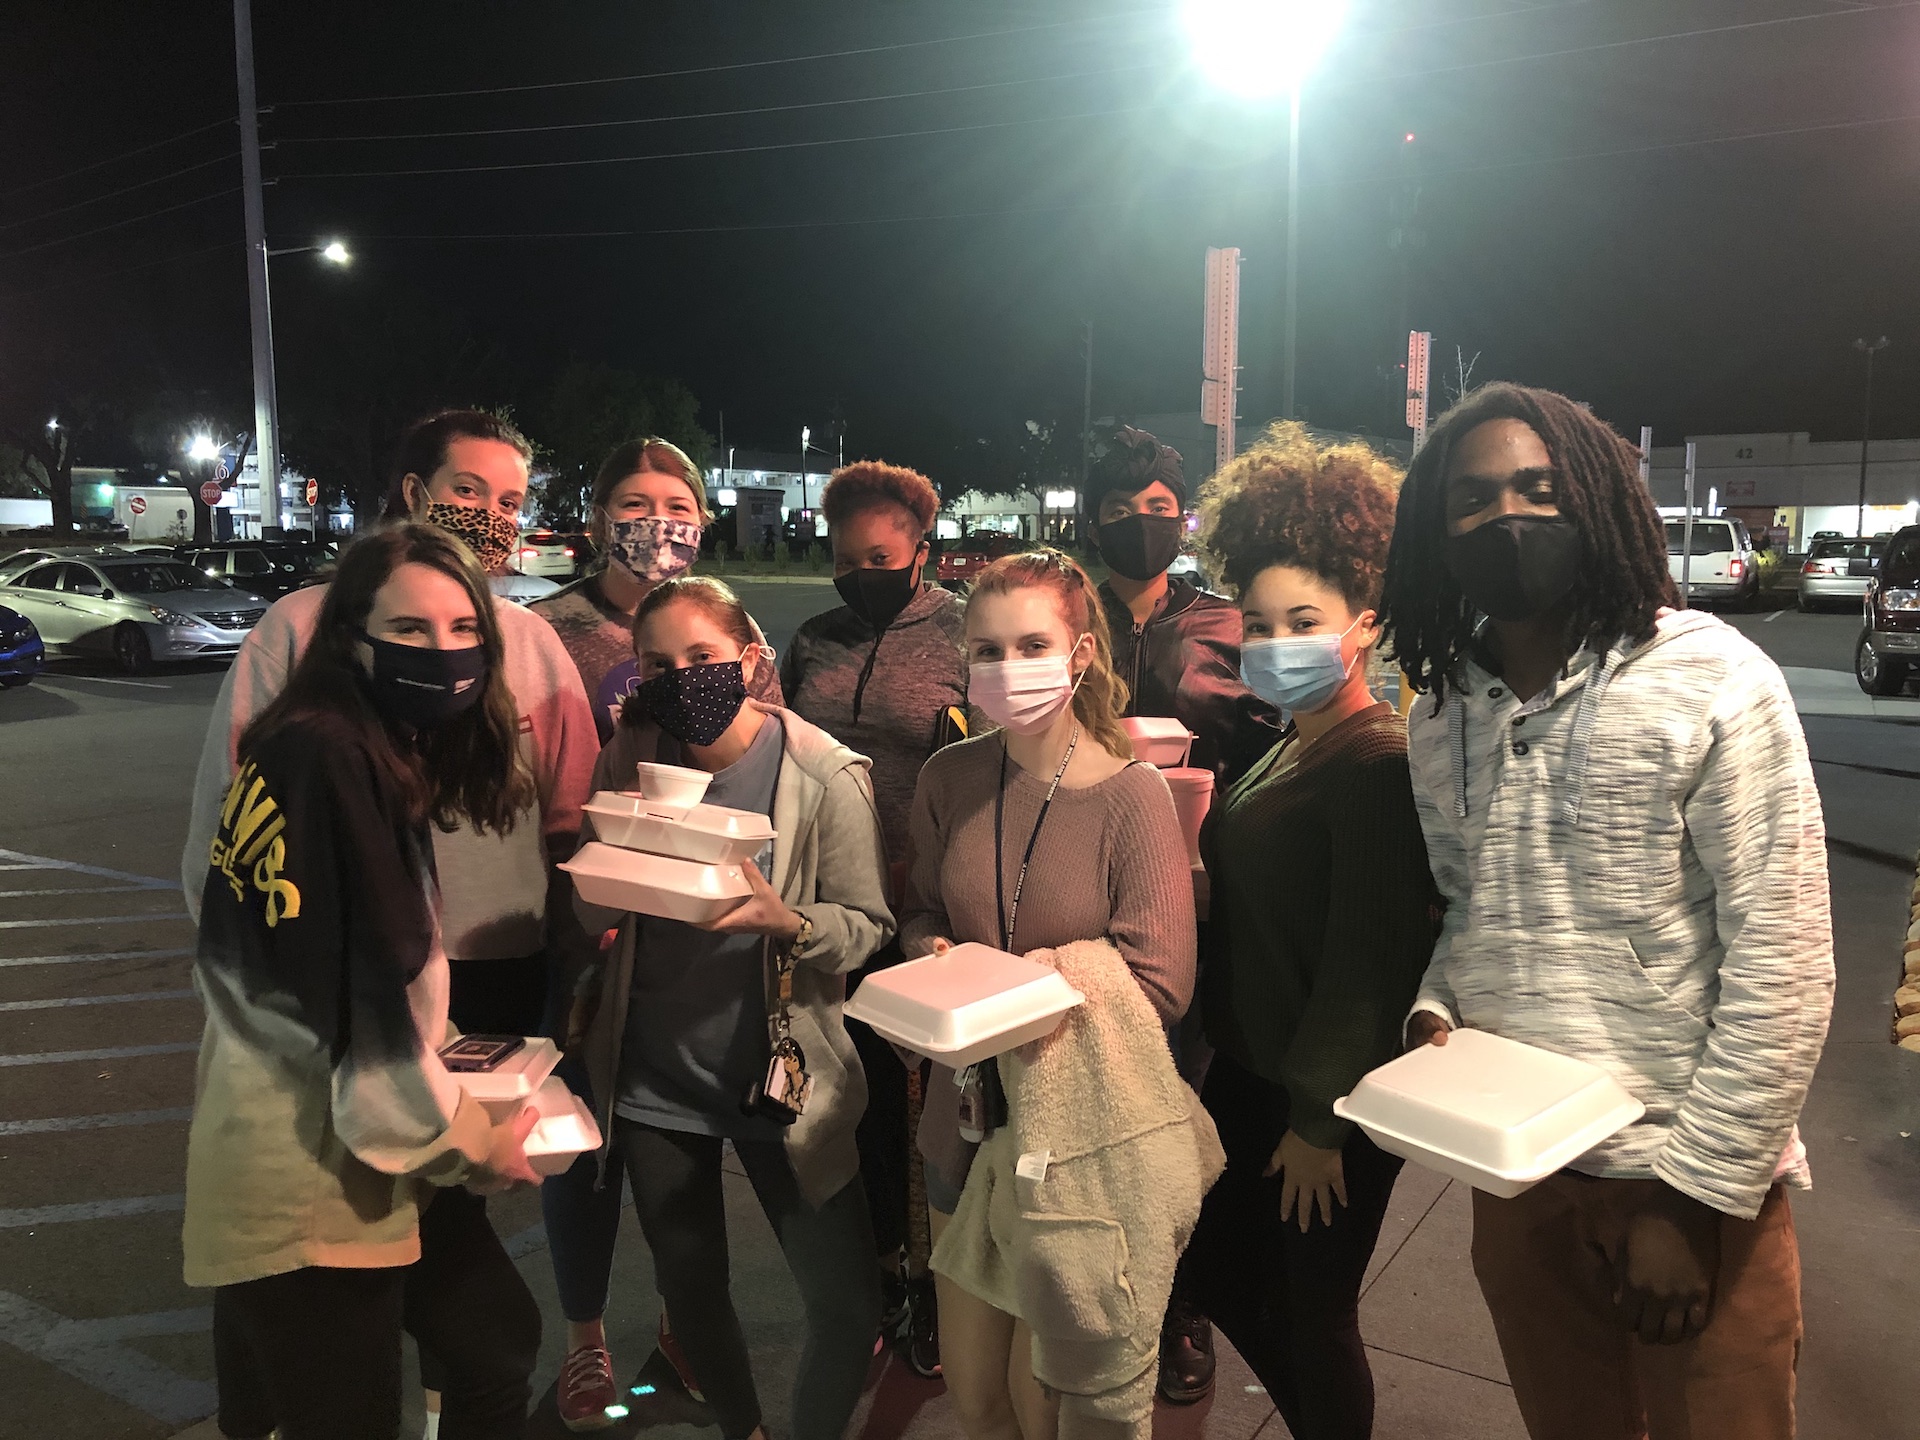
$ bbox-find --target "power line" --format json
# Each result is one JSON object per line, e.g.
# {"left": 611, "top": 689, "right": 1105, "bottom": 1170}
{"left": 0, "top": 240, "right": 238, "bottom": 304}
{"left": 0, "top": 118, "right": 233, "bottom": 202}
{"left": 273, "top": 10, "right": 1163, "bottom": 109}
{"left": 0, "top": 153, "right": 238, "bottom": 234}
{"left": 278, "top": 62, "right": 1157, "bottom": 146}
{"left": 0, "top": 188, "right": 241, "bottom": 264}
{"left": 278, "top": 101, "right": 1159, "bottom": 181}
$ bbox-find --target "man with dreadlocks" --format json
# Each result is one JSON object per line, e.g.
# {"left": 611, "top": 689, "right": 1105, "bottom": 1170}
{"left": 1379, "top": 382, "right": 1832, "bottom": 1440}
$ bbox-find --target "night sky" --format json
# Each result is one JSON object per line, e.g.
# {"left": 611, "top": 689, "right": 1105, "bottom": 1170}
{"left": 4, "top": 0, "right": 1918, "bottom": 479}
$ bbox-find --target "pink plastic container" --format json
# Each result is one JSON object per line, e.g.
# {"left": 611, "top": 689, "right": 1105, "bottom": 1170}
{"left": 1161, "top": 767, "right": 1214, "bottom": 865}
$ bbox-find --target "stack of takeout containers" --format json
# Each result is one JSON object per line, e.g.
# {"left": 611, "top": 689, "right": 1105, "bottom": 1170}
{"left": 560, "top": 763, "right": 777, "bottom": 925}
{"left": 444, "top": 1037, "right": 602, "bottom": 1176}
{"left": 1333, "top": 1029, "right": 1646, "bottom": 1198}
{"left": 1120, "top": 716, "right": 1212, "bottom": 865}
{"left": 846, "top": 942, "right": 1085, "bottom": 1067}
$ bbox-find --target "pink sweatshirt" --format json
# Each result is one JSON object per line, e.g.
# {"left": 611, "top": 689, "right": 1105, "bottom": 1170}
{"left": 182, "top": 585, "right": 600, "bottom": 963}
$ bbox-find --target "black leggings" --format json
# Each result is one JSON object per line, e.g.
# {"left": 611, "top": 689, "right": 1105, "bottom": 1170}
{"left": 213, "top": 1186, "right": 540, "bottom": 1440}
{"left": 1182, "top": 1054, "right": 1403, "bottom": 1440}
{"left": 614, "top": 1119, "right": 882, "bottom": 1440}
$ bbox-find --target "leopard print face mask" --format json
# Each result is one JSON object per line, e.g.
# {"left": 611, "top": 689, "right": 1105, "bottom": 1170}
{"left": 424, "top": 502, "right": 519, "bottom": 574}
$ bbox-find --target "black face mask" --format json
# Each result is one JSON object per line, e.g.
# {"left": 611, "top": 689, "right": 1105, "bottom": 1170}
{"left": 636, "top": 660, "right": 748, "bottom": 747}
{"left": 834, "top": 562, "right": 919, "bottom": 633}
{"left": 1097, "top": 513, "right": 1185, "bottom": 582}
{"left": 1444, "top": 514, "right": 1582, "bottom": 622}
{"left": 359, "top": 632, "right": 488, "bottom": 728}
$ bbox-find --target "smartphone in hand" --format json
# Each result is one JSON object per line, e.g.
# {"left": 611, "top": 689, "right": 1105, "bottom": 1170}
{"left": 439, "top": 1034, "right": 527, "bottom": 1073}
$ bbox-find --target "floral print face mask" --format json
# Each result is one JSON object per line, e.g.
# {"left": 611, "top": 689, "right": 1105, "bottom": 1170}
{"left": 606, "top": 515, "right": 702, "bottom": 584}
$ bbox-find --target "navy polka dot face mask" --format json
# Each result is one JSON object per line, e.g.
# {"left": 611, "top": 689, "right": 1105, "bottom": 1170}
{"left": 635, "top": 660, "right": 748, "bottom": 747}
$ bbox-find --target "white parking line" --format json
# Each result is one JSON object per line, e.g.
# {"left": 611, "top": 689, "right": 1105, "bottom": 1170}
{"left": 0, "top": 947, "right": 192, "bottom": 969}
{"left": 0, "top": 990, "right": 196, "bottom": 1012}
{"left": 0, "top": 1042, "right": 199, "bottom": 1067}
{"left": 0, "top": 1195, "right": 185, "bottom": 1228}
{"left": 35, "top": 674, "right": 170, "bottom": 690}
{"left": 0, "top": 848, "right": 180, "bottom": 890}
{"left": 0, "top": 1289, "right": 213, "bottom": 1424}
{"left": 1765, "top": 608, "right": 1787, "bottom": 623}
{"left": 0, "top": 914, "right": 187, "bottom": 929}
{"left": 0, "top": 885, "right": 165, "bottom": 900}
{"left": 0, "top": 1107, "right": 193, "bottom": 1136}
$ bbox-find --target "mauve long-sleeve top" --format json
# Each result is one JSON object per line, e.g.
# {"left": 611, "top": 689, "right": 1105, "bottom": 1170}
{"left": 897, "top": 731, "right": 1197, "bottom": 1197}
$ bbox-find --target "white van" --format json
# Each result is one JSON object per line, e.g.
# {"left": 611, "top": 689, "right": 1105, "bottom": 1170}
{"left": 1666, "top": 517, "right": 1758, "bottom": 608}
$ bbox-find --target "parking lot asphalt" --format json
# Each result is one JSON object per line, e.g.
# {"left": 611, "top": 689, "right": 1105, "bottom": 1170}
{"left": 1, "top": 586, "right": 1915, "bottom": 1440}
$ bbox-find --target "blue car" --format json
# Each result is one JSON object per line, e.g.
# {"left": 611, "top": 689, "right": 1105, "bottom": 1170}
{"left": 0, "top": 603, "right": 46, "bottom": 688}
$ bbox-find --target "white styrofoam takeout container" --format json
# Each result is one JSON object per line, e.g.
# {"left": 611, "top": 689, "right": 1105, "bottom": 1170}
{"left": 522, "top": 1074, "right": 603, "bottom": 1177}
{"left": 844, "top": 943, "right": 1085, "bottom": 1069}
{"left": 447, "top": 1036, "right": 563, "bottom": 1120}
{"left": 561, "top": 841, "right": 752, "bottom": 924}
{"left": 632, "top": 761, "right": 711, "bottom": 817}
{"left": 584, "top": 790, "right": 775, "bottom": 866}
{"left": 1121, "top": 715, "right": 1194, "bottom": 768}
{"left": 1333, "top": 1028, "right": 1646, "bottom": 1199}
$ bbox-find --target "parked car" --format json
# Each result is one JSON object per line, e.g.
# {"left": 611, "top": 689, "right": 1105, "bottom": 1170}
{"left": 0, "top": 557, "right": 268, "bottom": 673}
{"left": 513, "top": 530, "right": 580, "bottom": 580}
{"left": 0, "top": 603, "right": 45, "bottom": 688}
{"left": 1856, "top": 525, "right": 1920, "bottom": 695}
{"left": 1665, "top": 517, "right": 1759, "bottom": 608}
{"left": 0, "top": 544, "right": 142, "bottom": 584}
{"left": 179, "top": 541, "right": 330, "bottom": 601}
{"left": 936, "top": 530, "right": 1026, "bottom": 590}
{"left": 1797, "top": 536, "right": 1886, "bottom": 613}
{"left": 489, "top": 571, "right": 562, "bottom": 606}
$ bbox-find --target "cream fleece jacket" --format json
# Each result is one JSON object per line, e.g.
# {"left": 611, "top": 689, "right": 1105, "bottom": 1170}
{"left": 931, "top": 939, "right": 1223, "bottom": 1440}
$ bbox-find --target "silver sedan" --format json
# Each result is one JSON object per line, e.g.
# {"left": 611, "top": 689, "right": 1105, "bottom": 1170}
{"left": 0, "top": 557, "right": 267, "bottom": 672}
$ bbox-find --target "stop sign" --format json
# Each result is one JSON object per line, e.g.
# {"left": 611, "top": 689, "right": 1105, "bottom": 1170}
{"left": 305, "top": 478, "right": 319, "bottom": 507}
{"left": 200, "top": 480, "right": 223, "bottom": 506}
{"left": 128, "top": 495, "right": 147, "bottom": 516}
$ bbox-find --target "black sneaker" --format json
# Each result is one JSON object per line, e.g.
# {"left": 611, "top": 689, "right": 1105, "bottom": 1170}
{"left": 901, "top": 1272, "right": 941, "bottom": 1379}
{"left": 1157, "top": 1301, "right": 1215, "bottom": 1405}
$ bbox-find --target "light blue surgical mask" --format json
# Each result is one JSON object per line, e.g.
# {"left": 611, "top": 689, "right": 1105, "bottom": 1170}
{"left": 1239, "top": 615, "right": 1365, "bottom": 715}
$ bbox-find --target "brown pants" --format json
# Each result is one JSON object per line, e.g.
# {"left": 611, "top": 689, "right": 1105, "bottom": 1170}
{"left": 1471, "top": 1174, "right": 1802, "bottom": 1440}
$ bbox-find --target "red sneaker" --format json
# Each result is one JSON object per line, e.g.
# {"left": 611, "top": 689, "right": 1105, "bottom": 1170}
{"left": 659, "top": 1314, "right": 706, "bottom": 1403}
{"left": 558, "top": 1344, "right": 620, "bottom": 1433}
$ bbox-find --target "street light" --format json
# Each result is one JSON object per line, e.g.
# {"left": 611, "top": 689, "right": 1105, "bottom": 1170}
{"left": 1855, "top": 336, "right": 1889, "bottom": 538}
{"left": 245, "top": 237, "right": 352, "bottom": 534}
{"left": 320, "top": 240, "right": 351, "bottom": 265}
{"left": 1184, "top": 0, "right": 1348, "bottom": 420}
{"left": 186, "top": 435, "right": 219, "bottom": 463}
{"left": 800, "top": 425, "right": 811, "bottom": 512}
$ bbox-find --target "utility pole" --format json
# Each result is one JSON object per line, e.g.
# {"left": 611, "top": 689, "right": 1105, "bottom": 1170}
{"left": 1855, "top": 336, "right": 1889, "bottom": 537}
{"left": 1281, "top": 85, "right": 1302, "bottom": 420}
{"left": 1080, "top": 320, "right": 1094, "bottom": 496}
{"left": 1639, "top": 426, "right": 1653, "bottom": 487}
{"left": 1681, "top": 441, "right": 1697, "bottom": 606}
{"left": 233, "top": 0, "right": 280, "bottom": 534}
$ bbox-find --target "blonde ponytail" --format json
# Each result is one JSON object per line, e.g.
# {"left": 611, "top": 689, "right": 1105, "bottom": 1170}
{"left": 967, "top": 548, "right": 1134, "bottom": 761}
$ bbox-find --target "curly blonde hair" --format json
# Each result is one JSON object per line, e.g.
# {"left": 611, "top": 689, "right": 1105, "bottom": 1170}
{"left": 1195, "top": 421, "right": 1403, "bottom": 609}
{"left": 965, "top": 547, "right": 1133, "bottom": 760}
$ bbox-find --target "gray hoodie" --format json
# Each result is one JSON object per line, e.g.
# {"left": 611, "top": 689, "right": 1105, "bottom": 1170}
{"left": 574, "top": 701, "right": 896, "bottom": 1207}
{"left": 1406, "top": 608, "right": 1834, "bottom": 1220}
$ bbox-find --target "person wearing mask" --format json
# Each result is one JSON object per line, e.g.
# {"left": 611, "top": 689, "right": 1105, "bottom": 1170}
{"left": 1181, "top": 425, "right": 1439, "bottom": 1440}
{"left": 533, "top": 437, "right": 782, "bottom": 744}
{"left": 185, "top": 524, "right": 544, "bottom": 1440}
{"left": 560, "top": 576, "right": 893, "bottom": 1440}
{"left": 899, "top": 548, "right": 1197, "bottom": 1440}
{"left": 182, "top": 410, "right": 599, "bottom": 1438}
{"left": 1087, "top": 427, "right": 1276, "bottom": 1400}
{"left": 184, "top": 408, "right": 599, "bottom": 1034}
{"left": 1381, "top": 383, "right": 1833, "bottom": 1440}
{"left": 533, "top": 439, "right": 782, "bottom": 1424}
{"left": 781, "top": 460, "right": 967, "bottom": 1374}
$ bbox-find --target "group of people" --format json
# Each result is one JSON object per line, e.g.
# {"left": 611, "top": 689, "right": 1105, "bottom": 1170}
{"left": 177, "top": 380, "right": 1835, "bottom": 1440}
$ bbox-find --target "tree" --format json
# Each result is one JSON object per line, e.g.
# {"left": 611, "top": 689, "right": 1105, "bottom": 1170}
{"left": 530, "top": 362, "right": 713, "bottom": 527}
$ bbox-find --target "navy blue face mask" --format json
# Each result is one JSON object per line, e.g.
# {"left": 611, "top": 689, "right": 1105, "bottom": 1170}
{"left": 359, "top": 632, "right": 488, "bottom": 729}
{"left": 636, "top": 660, "right": 748, "bottom": 747}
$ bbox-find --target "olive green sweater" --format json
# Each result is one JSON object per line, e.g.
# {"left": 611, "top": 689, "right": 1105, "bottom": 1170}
{"left": 1200, "top": 703, "right": 1440, "bottom": 1150}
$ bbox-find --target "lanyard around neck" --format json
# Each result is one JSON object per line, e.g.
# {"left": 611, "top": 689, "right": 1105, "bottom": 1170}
{"left": 994, "top": 726, "right": 1078, "bottom": 954}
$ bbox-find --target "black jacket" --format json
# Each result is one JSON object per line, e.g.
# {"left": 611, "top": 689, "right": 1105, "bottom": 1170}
{"left": 1101, "top": 576, "right": 1280, "bottom": 785}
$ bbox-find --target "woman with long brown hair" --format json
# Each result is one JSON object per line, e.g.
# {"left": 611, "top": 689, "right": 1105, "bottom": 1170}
{"left": 898, "top": 548, "right": 1199, "bottom": 1440}
{"left": 183, "top": 523, "right": 545, "bottom": 1440}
